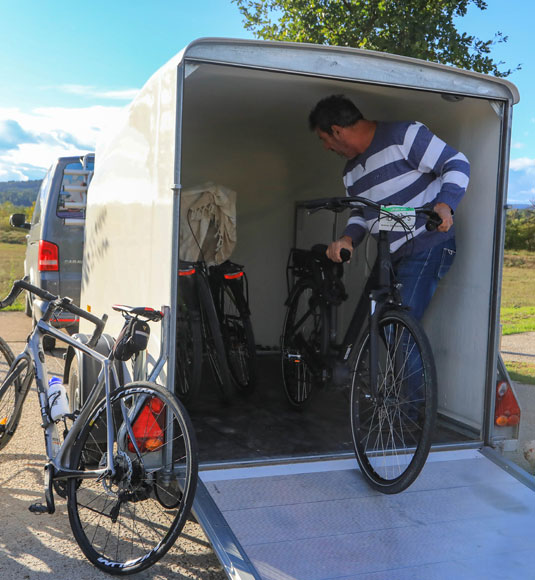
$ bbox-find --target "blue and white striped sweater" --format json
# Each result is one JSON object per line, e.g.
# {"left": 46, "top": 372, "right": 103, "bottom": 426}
{"left": 342, "top": 121, "right": 470, "bottom": 259}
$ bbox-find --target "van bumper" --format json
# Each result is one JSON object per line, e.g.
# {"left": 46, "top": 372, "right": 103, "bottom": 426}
{"left": 33, "top": 298, "right": 79, "bottom": 332}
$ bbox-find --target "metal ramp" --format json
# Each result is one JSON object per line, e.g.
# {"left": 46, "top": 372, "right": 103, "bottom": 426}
{"left": 193, "top": 449, "right": 535, "bottom": 579}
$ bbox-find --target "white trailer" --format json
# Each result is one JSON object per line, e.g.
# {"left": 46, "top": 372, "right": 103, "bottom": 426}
{"left": 79, "top": 38, "right": 533, "bottom": 579}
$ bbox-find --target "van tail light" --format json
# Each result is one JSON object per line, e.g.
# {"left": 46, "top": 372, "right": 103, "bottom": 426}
{"left": 38, "top": 240, "right": 59, "bottom": 272}
{"left": 127, "top": 397, "right": 165, "bottom": 453}
{"left": 495, "top": 380, "right": 521, "bottom": 426}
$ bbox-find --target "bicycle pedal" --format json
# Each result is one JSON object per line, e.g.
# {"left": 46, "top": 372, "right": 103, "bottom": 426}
{"left": 28, "top": 502, "right": 53, "bottom": 514}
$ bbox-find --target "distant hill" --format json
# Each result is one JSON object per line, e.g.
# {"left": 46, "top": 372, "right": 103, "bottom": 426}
{"left": 0, "top": 180, "right": 41, "bottom": 207}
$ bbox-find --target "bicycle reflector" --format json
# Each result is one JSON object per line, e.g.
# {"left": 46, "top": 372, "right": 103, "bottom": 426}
{"left": 127, "top": 397, "right": 165, "bottom": 453}
{"left": 495, "top": 380, "right": 521, "bottom": 427}
{"left": 224, "top": 271, "right": 244, "bottom": 280}
{"left": 38, "top": 240, "right": 59, "bottom": 271}
{"left": 179, "top": 267, "right": 196, "bottom": 276}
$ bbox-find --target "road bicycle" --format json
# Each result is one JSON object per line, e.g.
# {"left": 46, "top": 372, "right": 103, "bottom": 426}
{"left": 282, "top": 196, "right": 442, "bottom": 494}
{"left": 0, "top": 278, "right": 198, "bottom": 575}
{"left": 176, "top": 259, "right": 256, "bottom": 404}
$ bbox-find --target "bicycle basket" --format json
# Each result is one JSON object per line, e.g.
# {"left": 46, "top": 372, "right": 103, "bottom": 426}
{"left": 112, "top": 318, "right": 151, "bottom": 361}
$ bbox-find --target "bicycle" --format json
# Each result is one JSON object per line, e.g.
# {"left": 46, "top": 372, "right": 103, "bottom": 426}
{"left": 176, "top": 259, "right": 256, "bottom": 404}
{"left": 0, "top": 278, "right": 198, "bottom": 575}
{"left": 281, "top": 196, "right": 442, "bottom": 494}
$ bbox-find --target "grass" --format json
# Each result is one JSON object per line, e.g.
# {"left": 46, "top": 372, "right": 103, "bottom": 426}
{"left": 504, "top": 361, "right": 535, "bottom": 385}
{"left": 0, "top": 242, "right": 26, "bottom": 311}
{"left": 501, "top": 251, "right": 535, "bottom": 335}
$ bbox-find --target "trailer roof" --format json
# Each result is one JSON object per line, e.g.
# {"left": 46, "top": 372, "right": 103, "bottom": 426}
{"left": 174, "top": 37, "right": 519, "bottom": 104}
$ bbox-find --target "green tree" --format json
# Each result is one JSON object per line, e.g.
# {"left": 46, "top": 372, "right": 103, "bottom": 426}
{"left": 505, "top": 204, "right": 535, "bottom": 251}
{"left": 232, "top": 0, "right": 518, "bottom": 77}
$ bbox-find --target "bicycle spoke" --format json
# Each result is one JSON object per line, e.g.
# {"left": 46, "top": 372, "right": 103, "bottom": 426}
{"left": 68, "top": 383, "right": 197, "bottom": 574}
{"left": 351, "top": 309, "right": 437, "bottom": 494}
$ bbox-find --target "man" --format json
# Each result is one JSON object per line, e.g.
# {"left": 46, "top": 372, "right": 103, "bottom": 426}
{"left": 308, "top": 94, "right": 470, "bottom": 320}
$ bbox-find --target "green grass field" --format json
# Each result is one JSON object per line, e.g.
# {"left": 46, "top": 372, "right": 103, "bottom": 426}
{"left": 501, "top": 251, "right": 535, "bottom": 335}
{"left": 0, "top": 242, "right": 26, "bottom": 310}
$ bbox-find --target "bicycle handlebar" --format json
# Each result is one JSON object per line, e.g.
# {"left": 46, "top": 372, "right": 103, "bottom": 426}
{"left": 303, "top": 196, "right": 443, "bottom": 232}
{"left": 0, "top": 277, "right": 107, "bottom": 348}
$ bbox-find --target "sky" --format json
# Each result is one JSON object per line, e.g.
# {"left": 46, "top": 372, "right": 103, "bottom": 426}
{"left": 0, "top": 0, "right": 533, "bottom": 205}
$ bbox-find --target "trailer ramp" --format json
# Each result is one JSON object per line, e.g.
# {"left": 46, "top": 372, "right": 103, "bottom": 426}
{"left": 193, "top": 449, "right": 535, "bottom": 579}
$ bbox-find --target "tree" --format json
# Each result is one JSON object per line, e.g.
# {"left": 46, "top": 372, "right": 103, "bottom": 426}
{"left": 232, "top": 0, "right": 518, "bottom": 77}
{"left": 505, "top": 204, "right": 535, "bottom": 252}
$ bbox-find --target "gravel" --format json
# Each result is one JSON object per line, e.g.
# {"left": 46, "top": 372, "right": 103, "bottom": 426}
{"left": 0, "top": 312, "right": 226, "bottom": 580}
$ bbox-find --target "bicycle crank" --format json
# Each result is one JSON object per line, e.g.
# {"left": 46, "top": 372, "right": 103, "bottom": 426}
{"left": 29, "top": 463, "right": 56, "bottom": 514}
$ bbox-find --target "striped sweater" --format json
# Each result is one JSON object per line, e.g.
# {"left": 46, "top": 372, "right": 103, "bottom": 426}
{"left": 342, "top": 121, "right": 470, "bottom": 259}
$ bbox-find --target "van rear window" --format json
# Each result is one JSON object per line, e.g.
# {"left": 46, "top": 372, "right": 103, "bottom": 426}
{"left": 57, "top": 159, "right": 94, "bottom": 219}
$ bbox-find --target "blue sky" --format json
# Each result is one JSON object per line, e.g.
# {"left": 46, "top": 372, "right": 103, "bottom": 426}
{"left": 0, "top": 0, "right": 533, "bottom": 205}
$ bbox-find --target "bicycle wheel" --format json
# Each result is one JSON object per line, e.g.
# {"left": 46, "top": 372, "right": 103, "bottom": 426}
{"left": 197, "top": 275, "right": 234, "bottom": 401}
{"left": 219, "top": 282, "right": 256, "bottom": 394}
{"left": 0, "top": 336, "right": 14, "bottom": 384}
{"left": 175, "top": 301, "right": 203, "bottom": 405}
{"left": 281, "top": 278, "right": 328, "bottom": 409}
{"left": 67, "top": 381, "right": 198, "bottom": 575}
{"left": 0, "top": 354, "right": 30, "bottom": 452}
{"left": 350, "top": 308, "right": 437, "bottom": 494}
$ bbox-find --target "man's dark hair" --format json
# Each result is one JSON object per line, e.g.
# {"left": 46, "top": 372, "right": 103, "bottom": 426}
{"left": 308, "top": 95, "right": 364, "bottom": 134}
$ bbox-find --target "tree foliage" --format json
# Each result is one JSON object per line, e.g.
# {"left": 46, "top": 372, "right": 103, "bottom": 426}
{"left": 232, "top": 0, "right": 517, "bottom": 77}
{"left": 505, "top": 203, "right": 535, "bottom": 252}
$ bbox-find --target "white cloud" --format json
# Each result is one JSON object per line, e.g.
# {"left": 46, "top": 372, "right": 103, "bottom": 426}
{"left": 509, "top": 157, "right": 535, "bottom": 171}
{"left": 0, "top": 105, "right": 126, "bottom": 180}
{"left": 59, "top": 84, "right": 139, "bottom": 101}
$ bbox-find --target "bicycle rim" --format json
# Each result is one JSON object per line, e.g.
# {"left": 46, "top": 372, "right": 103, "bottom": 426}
{"left": 281, "top": 280, "right": 325, "bottom": 408}
{"left": 67, "top": 382, "right": 198, "bottom": 575}
{"left": 220, "top": 284, "right": 256, "bottom": 393}
{"left": 0, "top": 354, "right": 28, "bottom": 451}
{"left": 175, "top": 303, "right": 203, "bottom": 404}
{"left": 350, "top": 309, "right": 437, "bottom": 493}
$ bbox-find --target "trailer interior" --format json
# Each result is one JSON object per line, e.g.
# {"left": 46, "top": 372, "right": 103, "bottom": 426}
{"left": 177, "top": 59, "right": 506, "bottom": 465}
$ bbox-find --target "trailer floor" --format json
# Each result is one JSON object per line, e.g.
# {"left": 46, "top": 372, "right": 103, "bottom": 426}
{"left": 188, "top": 354, "right": 475, "bottom": 464}
{"left": 197, "top": 449, "right": 535, "bottom": 579}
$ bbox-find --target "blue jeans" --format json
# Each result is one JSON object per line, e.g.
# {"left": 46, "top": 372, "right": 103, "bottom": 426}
{"left": 394, "top": 238, "right": 457, "bottom": 321}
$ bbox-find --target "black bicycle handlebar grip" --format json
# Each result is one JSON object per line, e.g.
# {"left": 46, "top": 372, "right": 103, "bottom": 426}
{"left": 303, "top": 197, "right": 338, "bottom": 210}
{"left": 0, "top": 281, "right": 24, "bottom": 309}
{"left": 425, "top": 211, "right": 443, "bottom": 232}
{"left": 340, "top": 248, "right": 351, "bottom": 262}
{"left": 87, "top": 313, "right": 108, "bottom": 349}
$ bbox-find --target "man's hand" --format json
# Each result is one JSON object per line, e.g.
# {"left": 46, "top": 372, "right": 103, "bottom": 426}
{"left": 326, "top": 236, "right": 353, "bottom": 263}
{"left": 433, "top": 202, "right": 453, "bottom": 232}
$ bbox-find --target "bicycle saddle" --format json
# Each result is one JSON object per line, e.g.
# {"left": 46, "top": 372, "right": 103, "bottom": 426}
{"left": 112, "top": 305, "right": 164, "bottom": 322}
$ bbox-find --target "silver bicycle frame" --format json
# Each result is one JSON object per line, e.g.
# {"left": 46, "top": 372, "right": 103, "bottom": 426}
{"left": 31, "top": 304, "right": 172, "bottom": 481}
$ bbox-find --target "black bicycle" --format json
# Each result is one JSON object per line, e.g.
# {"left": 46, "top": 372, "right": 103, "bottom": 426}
{"left": 281, "top": 196, "right": 442, "bottom": 493}
{"left": 176, "top": 258, "right": 256, "bottom": 403}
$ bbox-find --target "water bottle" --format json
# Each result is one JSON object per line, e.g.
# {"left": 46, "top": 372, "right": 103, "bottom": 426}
{"left": 48, "top": 376, "right": 69, "bottom": 421}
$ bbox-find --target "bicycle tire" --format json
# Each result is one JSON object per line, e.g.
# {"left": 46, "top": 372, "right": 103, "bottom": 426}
{"left": 0, "top": 354, "right": 30, "bottom": 452}
{"left": 281, "top": 278, "right": 328, "bottom": 409}
{"left": 197, "top": 274, "right": 235, "bottom": 401}
{"left": 175, "top": 300, "right": 203, "bottom": 405}
{"left": 350, "top": 308, "right": 437, "bottom": 494}
{"left": 219, "top": 281, "right": 256, "bottom": 394}
{"left": 67, "top": 381, "right": 198, "bottom": 575}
